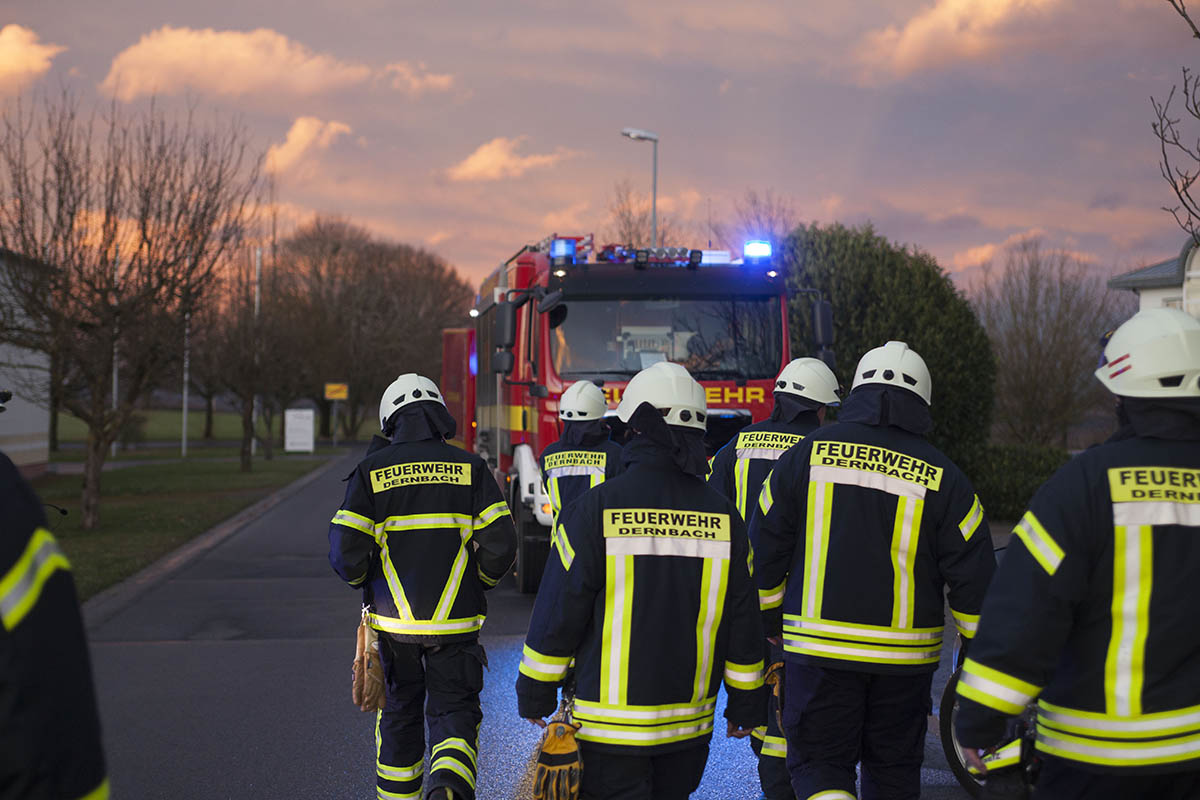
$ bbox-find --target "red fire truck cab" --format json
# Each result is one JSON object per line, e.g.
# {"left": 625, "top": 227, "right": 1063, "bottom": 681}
{"left": 443, "top": 236, "right": 795, "bottom": 592}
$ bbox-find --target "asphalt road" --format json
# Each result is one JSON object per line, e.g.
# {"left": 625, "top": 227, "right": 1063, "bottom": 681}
{"left": 87, "top": 451, "right": 972, "bottom": 799}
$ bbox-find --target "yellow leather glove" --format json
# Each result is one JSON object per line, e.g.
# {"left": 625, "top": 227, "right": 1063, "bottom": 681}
{"left": 532, "top": 721, "right": 582, "bottom": 800}
{"left": 352, "top": 612, "right": 386, "bottom": 713}
{"left": 765, "top": 660, "right": 785, "bottom": 730}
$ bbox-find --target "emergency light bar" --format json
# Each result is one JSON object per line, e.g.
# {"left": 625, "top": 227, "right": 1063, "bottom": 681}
{"left": 744, "top": 240, "right": 772, "bottom": 259}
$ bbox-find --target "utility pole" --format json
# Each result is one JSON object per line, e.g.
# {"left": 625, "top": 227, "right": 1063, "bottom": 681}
{"left": 251, "top": 246, "right": 261, "bottom": 457}
{"left": 182, "top": 310, "right": 190, "bottom": 457}
{"left": 111, "top": 243, "right": 119, "bottom": 458}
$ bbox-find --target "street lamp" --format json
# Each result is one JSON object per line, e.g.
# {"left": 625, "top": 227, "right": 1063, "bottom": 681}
{"left": 621, "top": 127, "right": 659, "bottom": 248}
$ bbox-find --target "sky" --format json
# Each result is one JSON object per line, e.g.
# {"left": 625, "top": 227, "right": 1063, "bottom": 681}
{"left": 0, "top": 0, "right": 1196, "bottom": 287}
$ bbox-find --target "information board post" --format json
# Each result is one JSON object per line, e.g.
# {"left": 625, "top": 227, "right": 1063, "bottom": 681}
{"left": 324, "top": 383, "right": 348, "bottom": 448}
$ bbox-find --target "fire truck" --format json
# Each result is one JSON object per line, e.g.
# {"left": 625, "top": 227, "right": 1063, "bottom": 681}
{"left": 442, "top": 235, "right": 832, "bottom": 592}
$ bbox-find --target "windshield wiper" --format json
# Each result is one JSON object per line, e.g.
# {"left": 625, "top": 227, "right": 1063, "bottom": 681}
{"left": 691, "top": 369, "right": 750, "bottom": 382}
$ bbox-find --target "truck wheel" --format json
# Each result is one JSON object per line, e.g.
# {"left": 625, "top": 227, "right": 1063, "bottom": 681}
{"left": 939, "top": 670, "right": 983, "bottom": 798}
{"left": 514, "top": 502, "right": 550, "bottom": 594}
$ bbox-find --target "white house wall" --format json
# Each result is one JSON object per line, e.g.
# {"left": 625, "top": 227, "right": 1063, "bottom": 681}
{"left": 0, "top": 341, "right": 49, "bottom": 471}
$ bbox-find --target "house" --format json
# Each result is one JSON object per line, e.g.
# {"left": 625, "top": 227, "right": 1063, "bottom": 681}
{"left": 0, "top": 249, "right": 50, "bottom": 476}
{"left": 1108, "top": 237, "right": 1200, "bottom": 316}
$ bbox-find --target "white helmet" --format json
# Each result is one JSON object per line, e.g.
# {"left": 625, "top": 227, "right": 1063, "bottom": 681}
{"left": 379, "top": 373, "right": 445, "bottom": 430}
{"left": 616, "top": 361, "right": 707, "bottom": 431}
{"left": 851, "top": 341, "right": 932, "bottom": 405}
{"left": 559, "top": 381, "right": 607, "bottom": 421}
{"left": 775, "top": 357, "right": 841, "bottom": 406}
{"left": 1095, "top": 308, "right": 1200, "bottom": 398}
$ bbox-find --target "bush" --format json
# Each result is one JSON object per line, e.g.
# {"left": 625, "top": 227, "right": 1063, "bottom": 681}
{"left": 964, "top": 443, "right": 1071, "bottom": 523}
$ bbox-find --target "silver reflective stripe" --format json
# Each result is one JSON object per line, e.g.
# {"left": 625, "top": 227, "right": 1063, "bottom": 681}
{"left": 894, "top": 495, "right": 918, "bottom": 627}
{"left": 378, "top": 514, "right": 472, "bottom": 533}
{"left": 1039, "top": 703, "right": 1200, "bottom": 736}
{"left": 432, "top": 534, "right": 470, "bottom": 621}
{"left": 724, "top": 665, "right": 762, "bottom": 683}
{"left": 735, "top": 448, "right": 789, "bottom": 461}
{"left": 546, "top": 465, "right": 605, "bottom": 479}
{"left": 367, "top": 613, "right": 483, "bottom": 634}
{"left": 810, "top": 464, "right": 928, "bottom": 499}
{"left": 578, "top": 719, "right": 714, "bottom": 742}
{"left": 0, "top": 530, "right": 69, "bottom": 630}
{"left": 960, "top": 498, "right": 984, "bottom": 540}
{"left": 1038, "top": 729, "right": 1200, "bottom": 764}
{"left": 787, "top": 637, "right": 940, "bottom": 661}
{"left": 605, "top": 537, "right": 730, "bottom": 560}
{"left": 377, "top": 760, "right": 423, "bottom": 781}
{"left": 784, "top": 617, "right": 942, "bottom": 642}
{"left": 574, "top": 700, "right": 716, "bottom": 721}
{"left": 804, "top": 482, "right": 829, "bottom": 617}
{"left": 1113, "top": 501, "right": 1200, "bottom": 528}
{"left": 959, "top": 670, "right": 1036, "bottom": 708}
{"left": 521, "top": 652, "right": 569, "bottom": 678}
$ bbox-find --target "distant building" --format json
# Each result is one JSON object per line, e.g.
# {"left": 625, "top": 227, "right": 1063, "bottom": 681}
{"left": 1108, "top": 237, "right": 1200, "bottom": 316}
{"left": 0, "top": 249, "right": 50, "bottom": 476}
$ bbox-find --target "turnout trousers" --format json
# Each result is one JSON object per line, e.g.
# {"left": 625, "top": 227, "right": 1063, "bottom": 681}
{"left": 750, "top": 641, "right": 794, "bottom": 800}
{"left": 577, "top": 740, "right": 710, "bottom": 800}
{"left": 1032, "top": 757, "right": 1200, "bottom": 800}
{"left": 376, "top": 635, "right": 485, "bottom": 800}
{"left": 782, "top": 662, "right": 932, "bottom": 800}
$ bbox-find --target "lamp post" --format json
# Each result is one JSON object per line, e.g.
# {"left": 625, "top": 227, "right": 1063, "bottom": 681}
{"left": 620, "top": 127, "right": 659, "bottom": 248}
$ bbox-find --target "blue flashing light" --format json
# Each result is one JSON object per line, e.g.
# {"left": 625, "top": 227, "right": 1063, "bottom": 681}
{"left": 550, "top": 238, "right": 576, "bottom": 259}
{"left": 744, "top": 240, "right": 772, "bottom": 259}
{"left": 468, "top": 351, "right": 478, "bottom": 376}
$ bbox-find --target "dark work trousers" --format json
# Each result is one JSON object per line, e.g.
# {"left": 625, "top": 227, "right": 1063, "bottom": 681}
{"left": 750, "top": 641, "right": 795, "bottom": 800}
{"left": 1033, "top": 757, "right": 1200, "bottom": 800}
{"left": 376, "top": 635, "right": 486, "bottom": 800}
{"left": 782, "top": 662, "right": 932, "bottom": 800}
{"left": 578, "top": 740, "right": 711, "bottom": 800}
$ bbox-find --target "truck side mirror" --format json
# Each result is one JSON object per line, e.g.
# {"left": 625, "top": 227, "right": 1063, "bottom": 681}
{"left": 537, "top": 290, "right": 564, "bottom": 314}
{"left": 491, "top": 350, "right": 515, "bottom": 375}
{"left": 813, "top": 299, "right": 834, "bottom": 349}
{"left": 494, "top": 301, "right": 517, "bottom": 350}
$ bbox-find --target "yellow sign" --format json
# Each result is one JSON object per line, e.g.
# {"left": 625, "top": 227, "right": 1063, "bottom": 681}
{"left": 370, "top": 461, "right": 470, "bottom": 492}
{"left": 603, "top": 508, "right": 731, "bottom": 540}
{"left": 810, "top": 440, "right": 944, "bottom": 491}
{"left": 544, "top": 451, "right": 607, "bottom": 470}
{"left": 1109, "top": 467, "right": 1200, "bottom": 503}
{"left": 325, "top": 382, "right": 349, "bottom": 401}
{"left": 736, "top": 431, "right": 802, "bottom": 451}
{"left": 602, "top": 385, "right": 767, "bottom": 406}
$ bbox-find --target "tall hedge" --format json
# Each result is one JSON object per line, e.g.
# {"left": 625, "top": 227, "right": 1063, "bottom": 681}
{"left": 783, "top": 222, "right": 996, "bottom": 470}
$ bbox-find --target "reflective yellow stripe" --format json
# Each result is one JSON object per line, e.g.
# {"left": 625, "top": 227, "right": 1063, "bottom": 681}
{"left": 432, "top": 737, "right": 478, "bottom": 769}
{"left": 1036, "top": 725, "right": 1200, "bottom": 767}
{"left": 783, "top": 615, "right": 942, "bottom": 644}
{"left": 432, "top": 529, "right": 471, "bottom": 621}
{"left": 1013, "top": 511, "right": 1065, "bottom": 576}
{"left": 377, "top": 757, "right": 423, "bottom": 782}
{"left": 693, "top": 556, "right": 729, "bottom": 701}
{"left": 575, "top": 717, "right": 714, "bottom": 747}
{"left": 378, "top": 535, "right": 416, "bottom": 620}
{"left": 553, "top": 524, "right": 576, "bottom": 570}
{"left": 889, "top": 495, "right": 923, "bottom": 629}
{"left": 367, "top": 612, "right": 484, "bottom": 636}
{"left": 757, "top": 732, "right": 787, "bottom": 758}
{"left": 601, "top": 554, "right": 634, "bottom": 705}
{"left": 332, "top": 509, "right": 375, "bottom": 536}
{"left": 959, "top": 495, "right": 985, "bottom": 541}
{"left": 430, "top": 755, "right": 475, "bottom": 789}
{"left": 0, "top": 527, "right": 71, "bottom": 630}
{"left": 971, "top": 738, "right": 1022, "bottom": 774}
{"left": 806, "top": 791, "right": 857, "bottom": 800}
{"left": 803, "top": 481, "right": 833, "bottom": 618}
{"left": 377, "top": 787, "right": 421, "bottom": 800}
{"left": 759, "top": 471, "right": 775, "bottom": 515}
{"left": 733, "top": 456, "right": 752, "bottom": 520}
{"left": 377, "top": 513, "right": 473, "bottom": 537}
{"left": 1038, "top": 699, "right": 1200, "bottom": 739}
{"left": 950, "top": 607, "right": 980, "bottom": 639}
{"left": 519, "top": 644, "right": 572, "bottom": 682}
{"left": 1105, "top": 524, "right": 1153, "bottom": 717}
{"left": 759, "top": 581, "right": 785, "bottom": 610}
{"left": 477, "top": 566, "right": 500, "bottom": 587}
{"left": 574, "top": 697, "right": 715, "bottom": 722}
{"left": 724, "top": 660, "right": 765, "bottom": 690}
{"left": 783, "top": 634, "right": 941, "bottom": 665}
{"left": 474, "top": 500, "right": 510, "bottom": 529}
{"left": 957, "top": 658, "right": 1041, "bottom": 715}
{"left": 76, "top": 778, "right": 110, "bottom": 800}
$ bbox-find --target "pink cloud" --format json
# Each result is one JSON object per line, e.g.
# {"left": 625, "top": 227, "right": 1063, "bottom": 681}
{"left": 265, "top": 117, "right": 352, "bottom": 174}
{"left": 384, "top": 61, "right": 454, "bottom": 95}
{"left": 0, "top": 24, "right": 65, "bottom": 94}
{"left": 447, "top": 136, "right": 575, "bottom": 182}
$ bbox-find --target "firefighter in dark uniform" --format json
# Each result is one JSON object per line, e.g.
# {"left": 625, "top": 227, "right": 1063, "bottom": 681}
{"left": 751, "top": 341, "right": 996, "bottom": 800}
{"left": 955, "top": 308, "right": 1200, "bottom": 799}
{"left": 0, "top": 447, "right": 108, "bottom": 800}
{"left": 540, "top": 380, "right": 623, "bottom": 528}
{"left": 707, "top": 357, "right": 840, "bottom": 800}
{"left": 517, "top": 361, "right": 766, "bottom": 800}
{"left": 329, "top": 373, "right": 517, "bottom": 800}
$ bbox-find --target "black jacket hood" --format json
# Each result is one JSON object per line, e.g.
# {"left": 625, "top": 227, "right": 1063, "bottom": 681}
{"left": 837, "top": 384, "right": 932, "bottom": 437}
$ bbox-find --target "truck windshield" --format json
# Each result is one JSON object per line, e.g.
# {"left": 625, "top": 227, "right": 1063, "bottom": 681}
{"left": 549, "top": 297, "right": 783, "bottom": 380}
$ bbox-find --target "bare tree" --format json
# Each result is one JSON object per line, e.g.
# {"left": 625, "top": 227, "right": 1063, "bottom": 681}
{"left": 0, "top": 92, "right": 262, "bottom": 528}
{"left": 1153, "top": 1, "right": 1200, "bottom": 239}
{"left": 972, "top": 239, "right": 1136, "bottom": 447}
{"left": 712, "top": 188, "right": 801, "bottom": 254}
{"left": 602, "top": 179, "right": 687, "bottom": 247}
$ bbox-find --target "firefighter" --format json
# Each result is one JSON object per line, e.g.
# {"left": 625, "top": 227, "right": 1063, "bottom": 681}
{"left": 751, "top": 341, "right": 996, "bottom": 800}
{"left": 707, "top": 357, "right": 840, "bottom": 800}
{"left": 328, "top": 373, "right": 516, "bottom": 800}
{"left": 517, "top": 361, "right": 766, "bottom": 800}
{"left": 540, "top": 380, "right": 624, "bottom": 528}
{"left": 954, "top": 308, "right": 1200, "bottom": 799}
{"left": 0, "top": 449, "right": 108, "bottom": 800}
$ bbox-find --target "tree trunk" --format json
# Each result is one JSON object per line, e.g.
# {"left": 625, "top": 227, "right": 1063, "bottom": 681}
{"left": 48, "top": 354, "right": 61, "bottom": 452}
{"left": 204, "top": 395, "right": 215, "bottom": 439}
{"left": 240, "top": 395, "right": 254, "bottom": 472}
{"left": 318, "top": 399, "right": 331, "bottom": 438}
{"left": 259, "top": 404, "right": 274, "bottom": 461}
{"left": 80, "top": 432, "right": 109, "bottom": 530}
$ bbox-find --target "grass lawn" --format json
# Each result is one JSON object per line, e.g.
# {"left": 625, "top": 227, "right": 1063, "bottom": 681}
{"left": 32, "top": 456, "right": 332, "bottom": 601}
{"left": 56, "top": 408, "right": 269, "bottom": 443}
{"left": 49, "top": 444, "right": 343, "bottom": 463}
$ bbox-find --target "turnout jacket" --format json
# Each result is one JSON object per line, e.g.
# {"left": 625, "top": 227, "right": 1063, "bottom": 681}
{"left": 0, "top": 452, "right": 107, "bottom": 800}
{"left": 539, "top": 433, "right": 624, "bottom": 527}
{"left": 517, "top": 437, "right": 766, "bottom": 753}
{"left": 707, "top": 410, "right": 821, "bottom": 522}
{"left": 750, "top": 397, "right": 995, "bottom": 675}
{"left": 956, "top": 403, "right": 1200, "bottom": 773}
{"left": 329, "top": 437, "right": 516, "bottom": 642}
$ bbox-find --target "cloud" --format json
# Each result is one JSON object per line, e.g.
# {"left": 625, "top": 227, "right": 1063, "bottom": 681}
{"left": 101, "top": 26, "right": 453, "bottom": 101}
{"left": 541, "top": 201, "right": 591, "bottom": 232}
{"left": 384, "top": 61, "right": 454, "bottom": 95}
{"left": 856, "top": 0, "right": 1062, "bottom": 82}
{"left": 952, "top": 227, "right": 1049, "bottom": 270}
{"left": 447, "top": 136, "right": 574, "bottom": 182}
{"left": 265, "top": 117, "right": 352, "bottom": 174}
{"left": 0, "top": 24, "right": 65, "bottom": 93}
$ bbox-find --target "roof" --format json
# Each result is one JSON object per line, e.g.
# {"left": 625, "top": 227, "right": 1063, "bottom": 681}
{"left": 1109, "top": 237, "right": 1192, "bottom": 290}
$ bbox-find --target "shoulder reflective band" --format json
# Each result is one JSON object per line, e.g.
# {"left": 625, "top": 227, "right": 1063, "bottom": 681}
{"left": 331, "top": 509, "right": 375, "bottom": 537}
{"left": 758, "top": 471, "right": 776, "bottom": 515}
{"left": 552, "top": 524, "right": 576, "bottom": 570}
{"left": 371, "top": 461, "right": 470, "bottom": 492}
{"left": 957, "top": 657, "right": 1041, "bottom": 715}
{"left": 1, "top": 527, "right": 71, "bottom": 631}
{"left": 519, "top": 644, "right": 572, "bottom": 682}
{"left": 809, "top": 440, "right": 943, "bottom": 492}
{"left": 959, "top": 495, "right": 985, "bottom": 541}
{"left": 474, "top": 500, "right": 511, "bottom": 529}
{"left": 1013, "top": 511, "right": 1065, "bottom": 576}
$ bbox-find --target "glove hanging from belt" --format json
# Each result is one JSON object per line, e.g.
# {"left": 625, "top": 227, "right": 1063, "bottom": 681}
{"left": 764, "top": 660, "right": 785, "bottom": 730}
{"left": 352, "top": 607, "right": 386, "bottom": 713}
{"left": 532, "top": 695, "right": 582, "bottom": 800}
